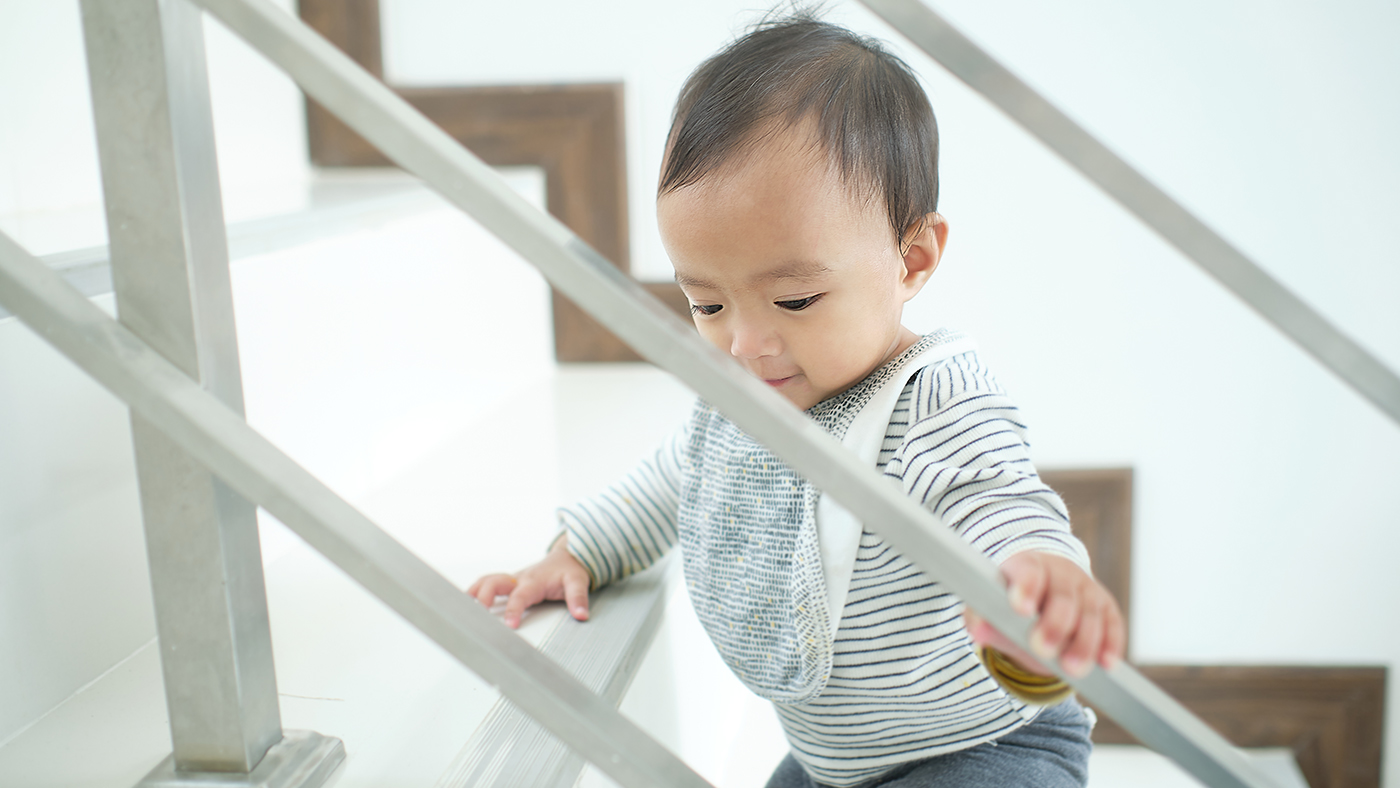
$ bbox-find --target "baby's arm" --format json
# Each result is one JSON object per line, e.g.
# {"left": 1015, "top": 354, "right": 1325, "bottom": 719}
{"left": 891, "top": 358, "right": 1125, "bottom": 685}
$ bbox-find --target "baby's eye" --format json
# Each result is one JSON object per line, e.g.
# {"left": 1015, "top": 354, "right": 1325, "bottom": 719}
{"left": 690, "top": 303, "right": 723, "bottom": 316}
{"left": 775, "top": 295, "right": 822, "bottom": 311}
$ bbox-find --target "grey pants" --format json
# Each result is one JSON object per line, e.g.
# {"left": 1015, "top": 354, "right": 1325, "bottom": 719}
{"left": 765, "top": 699, "right": 1094, "bottom": 788}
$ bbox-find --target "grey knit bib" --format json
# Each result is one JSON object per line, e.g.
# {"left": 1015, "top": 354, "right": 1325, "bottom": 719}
{"left": 677, "top": 333, "right": 952, "bottom": 703}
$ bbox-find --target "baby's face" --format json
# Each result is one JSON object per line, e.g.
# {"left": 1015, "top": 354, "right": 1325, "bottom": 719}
{"left": 658, "top": 131, "right": 931, "bottom": 411}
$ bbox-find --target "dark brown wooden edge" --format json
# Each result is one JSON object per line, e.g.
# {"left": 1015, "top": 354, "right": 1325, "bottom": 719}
{"left": 299, "top": 0, "right": 687, "bottom": 362}
{"left": 1086, "top": 666, "right": 1386, "bottom": 788}
{"left": 1040, "top": 469, "right": 1385, "bottom": 788}
{"left": 297, "top": 6, "right": 1388, "bottom": 784}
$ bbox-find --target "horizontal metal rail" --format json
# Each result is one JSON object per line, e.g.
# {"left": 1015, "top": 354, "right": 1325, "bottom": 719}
{"left": 158, "top": 0, "right": 1271, "bottom": 785}
{"left": 0, "top": 231, "right": 712, "bottom": 788}
{"left": 859, "top": 0, "right": 1400, "bottom": 427}
{"left": 438, "top": 559, "right": 674, "bottom": 788}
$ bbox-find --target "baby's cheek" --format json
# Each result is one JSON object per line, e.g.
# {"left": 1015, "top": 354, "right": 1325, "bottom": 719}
{"left": 693, "top": 322, "right": 728, "bottom": 353}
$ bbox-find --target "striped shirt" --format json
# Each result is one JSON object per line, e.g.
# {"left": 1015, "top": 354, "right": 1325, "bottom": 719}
{"left": 560, "top": 337, "right": 1089, "bottom": 786}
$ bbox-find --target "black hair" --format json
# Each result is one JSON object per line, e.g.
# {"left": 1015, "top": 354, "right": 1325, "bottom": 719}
{"left": 659, "top": 11, "right": 939, "bottom": 240}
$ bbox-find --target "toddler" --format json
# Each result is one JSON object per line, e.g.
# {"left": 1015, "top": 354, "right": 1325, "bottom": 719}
{"left": 471, "top": 13, "right": 1124, "bottom": 788}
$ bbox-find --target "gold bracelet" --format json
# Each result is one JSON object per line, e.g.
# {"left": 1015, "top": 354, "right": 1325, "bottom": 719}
{"left": 978, "top": 646, "right": 1075, "bottom": 706}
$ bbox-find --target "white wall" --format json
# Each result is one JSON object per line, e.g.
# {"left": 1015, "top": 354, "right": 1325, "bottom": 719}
{"left": 381, "top": 0, "right": 1400, "bottom": 344}
{"left": 0, "top": 0, "right": 307, "bottom": 255}
{"left": 0, "top": 294, "right": 155, "bottom": 749}
{"left": 0, "top": 1, "right": 101, "bottom": 248}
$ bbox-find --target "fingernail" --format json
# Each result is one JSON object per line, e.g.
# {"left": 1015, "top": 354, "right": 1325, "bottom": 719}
{"left": 1009, "top": 586, "right": 1034, "bottom": 616}
{"left": 1030, "top": 631, "right": 1056, "bottom": 660}
{"left": 1062, "top": 656, "right": 1089, "bottom": 679}
{"left": 573, "top": 606, "right": 588, "bottom": 620}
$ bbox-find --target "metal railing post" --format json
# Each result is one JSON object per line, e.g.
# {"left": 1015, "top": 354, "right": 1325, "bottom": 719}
{"left": 77, "top": 0, "right": 343, "bottom": 784}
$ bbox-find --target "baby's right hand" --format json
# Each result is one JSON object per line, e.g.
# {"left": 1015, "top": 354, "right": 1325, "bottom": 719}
{"left": 467, "top": 536, "right": 592, "bottom": 629}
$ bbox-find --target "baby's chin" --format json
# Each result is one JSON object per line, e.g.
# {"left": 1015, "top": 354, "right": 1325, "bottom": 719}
{"left": 755, "top": 371, "right": 859, "bottom": 411}
{"left": 783, "top": 379, "right": 847, "bottom": 413}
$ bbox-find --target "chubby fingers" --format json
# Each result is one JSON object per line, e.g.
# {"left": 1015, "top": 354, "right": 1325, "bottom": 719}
{"left": 502, "top": 577, "right": 548, "bottom": 629}
{"left": 469, "top": 573, "right": 518, "bottom": 609}
{"left": 1096, "top": 594, "right": 1126, "bottom": 670}
{"left": 1001, "top": 553, "right": 1127, "bottom": 678}
{"left": 1057, "top": 590, "right": 1126, "bottom": 676}
{"left": 1003, "top": 554, "right": 1048, "bottom": 618}
{"left": 502, "top": 569, "right": 591, "bottom": 629}
{"left": 1030, "top": 567, "right": 1083, "bottom": 670}
{"left": 562, "top": 569, "right": 590, "bottom": 622}
{"left": 1050, "top": 592, "right": 1097, "bottom": 678}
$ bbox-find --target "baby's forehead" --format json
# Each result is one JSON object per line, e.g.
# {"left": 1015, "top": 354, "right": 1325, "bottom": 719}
{"left": 661, "top": 120, "right": 882, "bottom": 214}
{"left": 659, "top": 140, "right": 898, "bottom": 290}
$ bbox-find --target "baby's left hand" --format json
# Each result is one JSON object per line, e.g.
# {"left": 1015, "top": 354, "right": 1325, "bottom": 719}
{"left": 963, "top": 551, "right": 1125, "bottom": 679}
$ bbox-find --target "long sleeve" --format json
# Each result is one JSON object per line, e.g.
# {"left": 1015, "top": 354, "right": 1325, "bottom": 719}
{"left": 883, "top": 352, "right": 1090, "bottom": 571}
{"left": 558, "top": 423, "right": 689, "bottom": 588}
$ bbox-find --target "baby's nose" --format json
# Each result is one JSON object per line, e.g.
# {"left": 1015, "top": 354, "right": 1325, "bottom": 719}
{"left": 729, "top": 320, "right": 780, "bottom": 359}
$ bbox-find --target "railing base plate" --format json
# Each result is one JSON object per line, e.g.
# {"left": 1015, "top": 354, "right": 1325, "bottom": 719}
{"left": 135, "top": 730, "right": 345, "bottom": 788}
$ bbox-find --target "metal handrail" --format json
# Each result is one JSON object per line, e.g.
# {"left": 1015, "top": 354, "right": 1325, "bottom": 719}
{"left": 862, "top": 0, "right": 1400, "bottom": 427}
{"left": 0, "top": 231, "right": 711, "bottom": 788}
{"left": 0, "top": 0, "right": 1295, "bottom": 786}
{"left": 439, "top": 559, "right": 675, "bottom": 788}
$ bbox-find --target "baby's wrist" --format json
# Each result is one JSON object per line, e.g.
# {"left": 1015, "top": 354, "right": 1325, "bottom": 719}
{"left": 546, "top": 531, "right": 569, "bottom": 553}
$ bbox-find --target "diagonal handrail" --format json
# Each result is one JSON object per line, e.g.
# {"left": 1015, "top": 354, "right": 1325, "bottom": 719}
{"left": 0, "top": 231, "right": 713, "bottom": 788}
{"left": 860, "top": 0, "right": 1400, "bottom": 427}
{"left": 13, "top": 0, "right": 1278, "bottom": 785}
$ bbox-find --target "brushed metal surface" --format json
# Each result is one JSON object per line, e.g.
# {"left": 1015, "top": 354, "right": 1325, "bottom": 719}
{"left": 80, "top": 0, "right": 282, "bottom": 774}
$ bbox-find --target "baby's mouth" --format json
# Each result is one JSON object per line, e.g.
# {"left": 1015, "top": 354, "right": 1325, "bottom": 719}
{"left": 763, "top": 374, "right": 799, "bottom": 388}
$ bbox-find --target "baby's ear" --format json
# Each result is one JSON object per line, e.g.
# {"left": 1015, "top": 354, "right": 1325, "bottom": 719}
{"left": 898, "top": 212, "right": 947, "bottom": 296}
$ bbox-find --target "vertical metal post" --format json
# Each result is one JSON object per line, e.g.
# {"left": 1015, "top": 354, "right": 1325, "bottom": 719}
{"left": 79, "top": 0, "right": 343, "bottom": 784}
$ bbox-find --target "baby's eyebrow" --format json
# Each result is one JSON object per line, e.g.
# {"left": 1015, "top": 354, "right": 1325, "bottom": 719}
{"left": 675, "top": 260, "right": 831, "bottom": 290}
{"left": 756, "top": 260, "right": 832, "bottom": 284}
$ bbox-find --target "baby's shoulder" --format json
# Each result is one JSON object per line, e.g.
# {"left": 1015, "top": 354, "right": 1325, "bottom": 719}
{"left": 903, "top": 348, "right": 1010, "bottom": 418}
